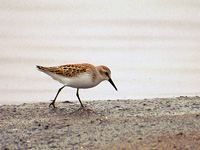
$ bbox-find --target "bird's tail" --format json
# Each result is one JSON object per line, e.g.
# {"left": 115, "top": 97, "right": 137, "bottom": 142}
{"left": 36, "top": 65, "right": 47, "bottom": 71}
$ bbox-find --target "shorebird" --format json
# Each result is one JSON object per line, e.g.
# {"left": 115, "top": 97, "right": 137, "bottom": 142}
{"left": 37, "top": 63, "right": 117, "bottom": 108}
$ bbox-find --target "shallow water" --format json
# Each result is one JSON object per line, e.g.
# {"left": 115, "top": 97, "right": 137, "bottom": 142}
{"left": 0, "top": 1, "right": 200, "bottom": 105}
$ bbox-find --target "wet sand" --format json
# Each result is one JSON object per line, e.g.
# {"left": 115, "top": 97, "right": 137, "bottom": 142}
{"left": 1, "top": 96, "right": 200, "bottom": 150}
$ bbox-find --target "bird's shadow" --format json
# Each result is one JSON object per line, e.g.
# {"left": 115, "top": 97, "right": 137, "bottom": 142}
{"left": 49, "top": 105, "right": 98, "bottom": 119}
{"left": 68, "top": 107, "right": 97, "bottom": 118}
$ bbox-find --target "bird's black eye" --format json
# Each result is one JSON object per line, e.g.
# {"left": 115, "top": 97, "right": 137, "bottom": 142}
{"left": 105, "top": 72, "right": 109, "bottom": 76}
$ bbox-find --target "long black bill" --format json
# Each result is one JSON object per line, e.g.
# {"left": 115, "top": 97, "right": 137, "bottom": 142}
{"left": 108, "top": 78, "right": 118, "bottom": 91}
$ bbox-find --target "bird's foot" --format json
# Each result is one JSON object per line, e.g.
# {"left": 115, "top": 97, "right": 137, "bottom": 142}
{"left": 49, "top": 100, "right": 56, "bottom": 108}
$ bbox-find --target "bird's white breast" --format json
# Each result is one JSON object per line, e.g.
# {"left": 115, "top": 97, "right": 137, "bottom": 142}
{"left": 67, "top": 73, "right": 102, "bottom": 88}
{"left": 44, "top": 71, "right": 102, "bottom": 89}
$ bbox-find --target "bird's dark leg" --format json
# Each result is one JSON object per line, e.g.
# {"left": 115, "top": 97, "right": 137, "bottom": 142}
{"left": 76, "top": 88, "right": 84, "bottom": 107}
{"left": 49, "top": 85, "right": 66, "bottom": 108}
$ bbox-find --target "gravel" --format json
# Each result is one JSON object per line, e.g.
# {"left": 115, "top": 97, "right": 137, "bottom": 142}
{"left": 1, "top": 96, "right": 200, "bottom": 149}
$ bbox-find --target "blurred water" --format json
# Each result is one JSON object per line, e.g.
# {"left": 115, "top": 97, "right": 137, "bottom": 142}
{"left": 0, "top": 0, "right": 200, "bottom": 105}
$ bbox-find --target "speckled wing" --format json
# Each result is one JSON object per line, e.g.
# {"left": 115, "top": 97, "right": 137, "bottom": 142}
{"left": 37, "top": 64, "right": 88, "bottom": 77}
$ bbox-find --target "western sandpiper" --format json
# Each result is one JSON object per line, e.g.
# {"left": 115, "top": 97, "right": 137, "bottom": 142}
{"left": 36, "top": 63, "right": 117, "bottom": 108}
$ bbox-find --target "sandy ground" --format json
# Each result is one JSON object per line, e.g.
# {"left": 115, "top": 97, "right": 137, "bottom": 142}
{"left": 0, "top": 96, "right": 200, "bottom": 150}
